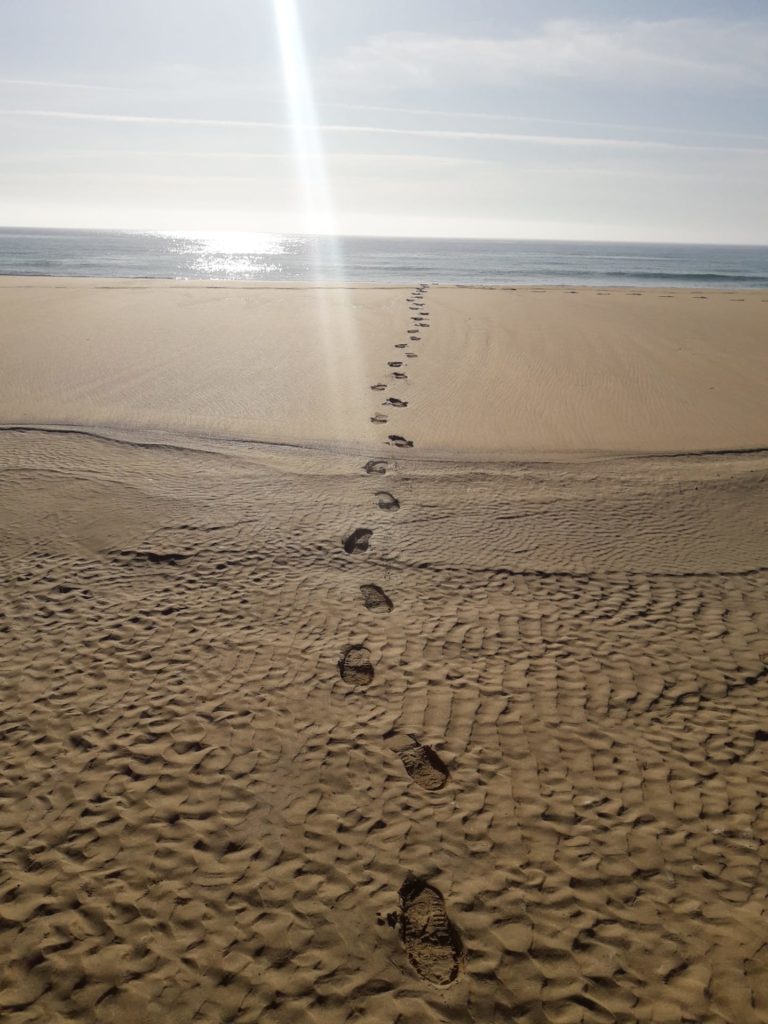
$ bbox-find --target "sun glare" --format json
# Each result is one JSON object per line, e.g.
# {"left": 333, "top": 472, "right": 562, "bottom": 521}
{"left": 271, "top": 0, "right": 365, "bottom": 442}
{"left": 272, "top": 0, "right": 337, "bottom": 239}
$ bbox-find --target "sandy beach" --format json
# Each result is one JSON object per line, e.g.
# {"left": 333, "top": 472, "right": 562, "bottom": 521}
{"left": 1, "top": 279, "right": 768, "bottom": 1023}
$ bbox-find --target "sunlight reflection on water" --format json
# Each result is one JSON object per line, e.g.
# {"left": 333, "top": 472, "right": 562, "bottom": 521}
{"left": 154, "top": 231, "right": 294, "bottom": 279}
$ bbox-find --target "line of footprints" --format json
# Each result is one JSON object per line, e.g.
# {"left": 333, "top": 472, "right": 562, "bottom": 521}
{"left": 340, "top": 285, "right": 464, "bottom": 988}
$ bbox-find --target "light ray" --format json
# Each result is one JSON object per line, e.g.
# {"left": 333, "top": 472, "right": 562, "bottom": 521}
{"left": 272, "top": 0, "right": 335, "bottom": 237}
{"left": 271, "top": 0, "right": 368, "bottom": 448}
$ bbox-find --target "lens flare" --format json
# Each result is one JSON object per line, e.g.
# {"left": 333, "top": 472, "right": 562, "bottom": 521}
{"left": 271, "top": 0, "right": 366, "bottom": 445}
{"left": 272, "top": 0, "right": 336, "bottom": 238}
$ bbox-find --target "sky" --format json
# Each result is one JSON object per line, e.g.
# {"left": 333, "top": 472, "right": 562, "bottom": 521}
{"left": 1, "top": 0, "right": 767, "bottom": 243}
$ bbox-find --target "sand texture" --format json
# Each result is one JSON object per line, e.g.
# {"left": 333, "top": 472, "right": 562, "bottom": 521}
{"left": 2, "top": 278, "right": 767, "bottom": 453}
{"left": 1, "top": 281, "right": 768, "bottom": 1023}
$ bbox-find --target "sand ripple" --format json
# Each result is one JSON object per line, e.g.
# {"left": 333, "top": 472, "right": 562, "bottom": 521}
{"left": 0, "top": 429, "right": 767, "bottom": 1021}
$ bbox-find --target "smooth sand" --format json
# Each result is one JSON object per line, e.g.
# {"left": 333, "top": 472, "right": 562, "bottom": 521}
{"left": 1, "top": 280, "right": 767, "bottom": 1023}
{"left": 2, "top": 278, "right": 767, "bottom": 453}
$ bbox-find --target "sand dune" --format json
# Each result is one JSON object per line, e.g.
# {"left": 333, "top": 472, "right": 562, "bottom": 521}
{"left": 1, "top": 281, "right": 767, "bottom": 1022}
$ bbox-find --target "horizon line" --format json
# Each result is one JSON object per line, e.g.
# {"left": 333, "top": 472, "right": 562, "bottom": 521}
{"left": 2, "top": 223, "right": 767, "bottom": 249}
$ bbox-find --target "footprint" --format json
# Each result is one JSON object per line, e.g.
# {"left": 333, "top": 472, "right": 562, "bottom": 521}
{"left": 387, "top": 435, "right": 413, "bottom": 448}
{"left": 400, "top": 877, "right": 462, "bottom": 987}
{"left": 370, "top": 383, "right": 387, "bottom": 391}
{"left": 338, "top": 645, "right": 374, "bottom": 685}
{"left": 360, "top": 584, "right": 393, "bottom": 612}
{"left": 371, "top": 413, "right": 388, "bottom": 424}
{"left": 395, "top": 343, "right": 407, "bottom": 348}
{"left": 375, "top": 491, "right": 400, "bottom": 511}
{"left": 388, "top": 361, "right": 403, "bottom": 367}
{"left": 406, "top": 352, "right": 418, "bottom": 358}
{"left": 397, "top": 740, "right": 449, "bottom": 790}
{"left": 364, "top": 460, "right": 387, "bottom": 475}
{"left": 342, "top": 528, "right": 373, "bottom": 554}
{"left": 383, "top": 397, "right": 407, "bottom": 407}
{"left": 392, "top": 372, "right": 407, "bottom": 380}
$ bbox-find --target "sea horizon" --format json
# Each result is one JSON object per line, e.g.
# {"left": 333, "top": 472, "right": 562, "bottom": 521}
{"left": 1, "top": 225, "right": 767, "bottom": 289}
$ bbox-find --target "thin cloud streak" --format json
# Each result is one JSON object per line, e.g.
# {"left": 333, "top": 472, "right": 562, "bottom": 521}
{"left": 4, "top": 108, "right": 768, "bottom": 155}
{"left": 0, "top": 77, "right": 124, "bottom": 91}
{"left": 321, "top": 101, "right": 768, "bottom": 146}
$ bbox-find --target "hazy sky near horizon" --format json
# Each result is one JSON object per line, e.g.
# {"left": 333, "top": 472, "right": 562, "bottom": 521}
{"left": 2, "top": 0, "right": 768, "bottom": 242}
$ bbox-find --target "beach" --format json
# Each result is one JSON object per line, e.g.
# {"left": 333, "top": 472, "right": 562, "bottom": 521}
{"left": 1, "top": 279, "right": 767, "bottom": 1022}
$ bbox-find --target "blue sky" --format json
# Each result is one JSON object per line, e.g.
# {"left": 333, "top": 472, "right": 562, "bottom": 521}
{"left": 2, "top": 0, "right": 767, "bottom": 241}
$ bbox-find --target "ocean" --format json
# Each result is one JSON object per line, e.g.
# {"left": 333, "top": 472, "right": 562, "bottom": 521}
{"left": 1, "top": 227, "right": 767, "bottom": 289}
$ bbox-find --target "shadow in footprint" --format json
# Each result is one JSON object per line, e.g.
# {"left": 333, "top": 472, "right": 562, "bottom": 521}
{"left": 343, "top": 528, "right": 373, "bottom": 554}
{"left": 388, "top": 361, "right": 403, "bottom": 367}
{"left": 364, "top": 460, "right": 388, "bottom": 475}
{"left": 360, "top": 584, "right": 393, "bottom": 612}
{"left": 384, "top": 397, "right": 407, "bottom": 407}
{"left": 338, "top": 645, "right": 374, "bottom": 685}
{"left": 375, "top": 491, "right": 400, "bottom": 511}
{"left": 371, "top": 413, "right": 388, "bottom": 424}
{"left": 400, "top": 876, "right": 462, "bottom": 987}
{"left": 370, "top": 383, "right": 387, "bottom": 391}
{"left": 386, "top": 730, "right": 449, "bottom": 789}
{"left": 397, "top": 740, "right": 449, "bottom": 790}
{"left": 387, "top": 435, "right": 413, "bottom": 448}
{"left": 392, "top": 372, "right": 407, "bottom": 380}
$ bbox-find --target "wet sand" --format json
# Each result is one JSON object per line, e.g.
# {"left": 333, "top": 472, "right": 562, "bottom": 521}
{"left": 1, "top": 280, "right": 767, "bottom": 1023}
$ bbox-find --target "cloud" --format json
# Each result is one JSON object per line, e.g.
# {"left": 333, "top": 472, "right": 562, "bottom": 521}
{"left": 3, "top": 108, "right": 767, "bottom": 156}
{"left": 0, "top": 77, "right": 122, "bottom": 91}
{"left": 320, "top": 102, "right": 768, "bottom": 146}
{"left": 322, "top": 19, "right": 768, "bottom": 91}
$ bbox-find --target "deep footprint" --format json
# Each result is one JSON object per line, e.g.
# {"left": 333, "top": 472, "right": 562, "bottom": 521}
{"left": 400, "top": 877, "right": 462, "bottom": 987}
{"left": 342, "top": 528, "right": 373, "bottom": 553}
{"left": 370, "top": 383, "right": 387, "bottom": 391}
{"left": 360, "top": 584, "right": 393, "bottom": 612}
{"left": 392, "top": 372, "right": 407, "bottom": 380}
{"left": 375, "top": 491, "right": 400, "bottom": 511}
{"left": 387, "top": 435, "right": 413, "bottom": 448}
{"left": 364, "top": 460, "right": 388, "bottom": 474}
{"left": 338, "top": 645, "right": 374, "bottom": 685}
{"left": 384, "top": 397, "right": 408, "bottom": 407}
{"left": 370, "top": 413, "right": 388, "bottom": 424}
{"left": 388, "top": 361, "right": 403, "bottom": 367}
{"left": 397, "top": 740, "right": 449, "bottom": 790}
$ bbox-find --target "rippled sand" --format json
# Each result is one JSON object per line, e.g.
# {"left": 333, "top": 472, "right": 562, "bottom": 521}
{"left": 1, "top": 281, "right": 767, "bottom": 1023}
